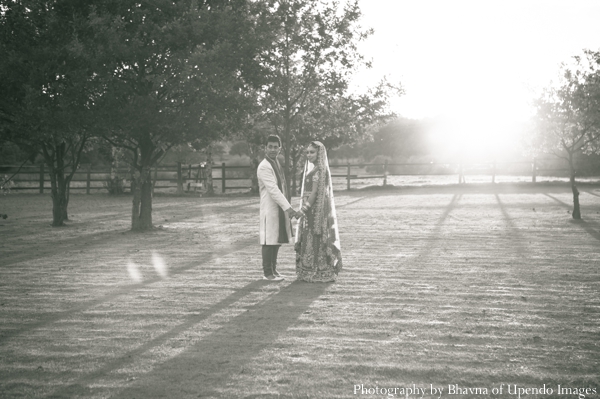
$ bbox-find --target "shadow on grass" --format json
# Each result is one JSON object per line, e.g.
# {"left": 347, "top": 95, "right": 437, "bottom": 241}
{"left": 0, "top": 228, "right": 127, "bottom": 268}
{"left": 46, "top": 280, "right": 328, "bottom": 399}
{"left": 542, "top": 193, "right": 571, "bottom": 208}
{"left": 543, "top": 193, "right": 600, "bottom": 243}
{"left": 437, "top": 194, "right": 461, "bottom": 226}
{"left": 569, "top": 219, "right": 600, "bottom": 242}
{"left": 495, "top": 194, "right": 529, "bottom": 255}
{"left": 0, "top": 192, "right": 365, "bottom": 344}
{"left": 0, "top": 236, "right": 257, "bottom": 344}
{"left": 581, "top": 189, "right": 600, "bottom": 198}
{"left": 0, "top": 199, "right": 257, "bottom": 268}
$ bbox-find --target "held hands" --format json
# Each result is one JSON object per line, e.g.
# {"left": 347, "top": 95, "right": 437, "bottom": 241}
{"left": 285, "top": 202, "right": 312, "bottom": 219}
{"left": 293, "top": 203, "right": 311, "bottom": 219}
{"left": 285, "top": 207, "right": 303, "bottom": 220}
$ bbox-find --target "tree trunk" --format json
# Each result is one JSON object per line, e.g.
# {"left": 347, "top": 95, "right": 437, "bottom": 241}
{"left": 569, "top": 154, "right": 581, "bottom": 219}
{"left": 205, "top": 145, "right": 214, "bottom": 196}
{"left": 571, "top": 177, "right": 581, "bottom": 219}
{"left": 131, "top": 166, "right": 153, "bottom": 230}
{"left": 140, "top": 169, "right": 153, "bottom": 227}
{"left": 49, "top": 172, "right": 69, "bottom": 227}
{"left": 62, "top": 181, "right": 70, "bottom": 221}
{"left": 291, "top": 154, "right": 297, "bottom": 196}
{"left": 51, "top": 190, "right": 68, "bottom": 227}
{"left": 283, "top": 141, "right": 291, "bottom": 197}
{"left": 131, "top": 135, "right": 155, "bottom": 231}
{"left": 131, "top": 172, "right": 141, "bottom": 229}
{"left": 44, "top": 142, "right": 71, "bottom": 227}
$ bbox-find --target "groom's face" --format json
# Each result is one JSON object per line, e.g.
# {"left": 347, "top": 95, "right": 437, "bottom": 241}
{"left": 266, "top": 141, "right": 280, "bottom": 159}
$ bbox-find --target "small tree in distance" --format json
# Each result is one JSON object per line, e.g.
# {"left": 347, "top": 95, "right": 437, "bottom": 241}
{"left": 532, "top": 49, "right": 600, "bottom": 219}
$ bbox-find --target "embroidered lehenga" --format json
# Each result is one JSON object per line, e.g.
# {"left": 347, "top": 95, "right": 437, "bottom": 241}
{"left": 295, "top": 142, "right": 342, "bottom": 282}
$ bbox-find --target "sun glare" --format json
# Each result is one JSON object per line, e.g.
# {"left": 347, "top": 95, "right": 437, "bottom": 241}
{"left": 125, "top": 252, "right": 168, "bottom": 282}
{"left": 427, "top": 111, "right": 528, "bottom": 163}
{"left": 152, "top": 251, "right": 168, "bottom": 278}
{"left": 127, "top": 260, "right": 142, "bottom": 283}
{"left": 353, "top": 0, "right": 598, "bottom": 162}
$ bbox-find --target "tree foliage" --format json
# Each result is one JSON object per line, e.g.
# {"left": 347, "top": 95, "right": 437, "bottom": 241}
{"left": 82, "top": 0, "right": 269, "bottom": 229}
{"left": 248, "top": 0, "right": 401, "bottom": 193}
{"left": 0, "top": 0, "right": 103, "bottom": 226}
{"left": 357, "top": 117, "right": 428, "bottom": 162}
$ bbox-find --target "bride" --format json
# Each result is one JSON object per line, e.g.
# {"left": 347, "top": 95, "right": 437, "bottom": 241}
{"left": 295, "top": 141, "right": 342, "bottom": 282}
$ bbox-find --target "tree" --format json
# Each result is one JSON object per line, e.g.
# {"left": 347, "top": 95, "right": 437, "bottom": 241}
{"left": 532, "top": 49, "right": 600, "bottom": 219}
{"left": 250, "top": 0, "right": 400, "bottom": 194}
{"left": 86, "top": 0, "right": 268, "bottom": 229}
{"left": 257, "top": 0, "right": 359, "bottom": 187}
{"left": 289, "top": 80, "right": 401, "bottom": 191}
{"left": 0, "top": 1, "right": 102, "bottom": 226}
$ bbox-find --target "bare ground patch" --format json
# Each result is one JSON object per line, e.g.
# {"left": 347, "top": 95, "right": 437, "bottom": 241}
{"left": 0, "top": 185, "right": 599, "bottom": 398}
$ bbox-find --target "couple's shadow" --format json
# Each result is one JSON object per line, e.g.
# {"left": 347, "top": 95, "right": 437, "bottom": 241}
{"left": 112, "top": 279, "right": 331, "bottom": 398}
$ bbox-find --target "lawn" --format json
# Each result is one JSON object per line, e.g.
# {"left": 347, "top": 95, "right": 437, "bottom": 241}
{"left": 0, "top": 183, "right": 599, "bottom": 399}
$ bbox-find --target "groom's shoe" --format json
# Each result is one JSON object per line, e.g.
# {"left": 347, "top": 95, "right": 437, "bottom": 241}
{"left": 263, "top": 275, "right": 283, "bottom": 281}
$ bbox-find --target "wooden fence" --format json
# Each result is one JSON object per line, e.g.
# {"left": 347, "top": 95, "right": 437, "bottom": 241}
{"left": 0, "top": 158, "right": 576, "bottom": 194}
{"left": 0, "top": 162, "right": 249, "bottom": 194}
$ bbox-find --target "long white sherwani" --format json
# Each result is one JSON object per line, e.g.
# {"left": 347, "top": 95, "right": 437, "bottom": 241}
{"left": 257, "top": 158, "right": 292, "bottom": 245}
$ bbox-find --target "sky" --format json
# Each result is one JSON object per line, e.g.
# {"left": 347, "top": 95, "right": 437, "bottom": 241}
{"left": 351, "top": 0, "right": 600, "bottom": 159}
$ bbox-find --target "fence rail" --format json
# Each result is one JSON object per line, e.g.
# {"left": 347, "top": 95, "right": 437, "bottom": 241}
{"left": 0, "top": 158, "right": 584, "bottom": 194}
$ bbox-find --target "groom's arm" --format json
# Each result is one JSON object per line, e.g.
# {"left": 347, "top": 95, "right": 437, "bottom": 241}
{"left": 257, "top": 163, "right": 292, "bottom": 212}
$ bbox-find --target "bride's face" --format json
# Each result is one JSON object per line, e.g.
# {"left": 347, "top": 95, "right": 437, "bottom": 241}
{"left": 306, "top": 145, "right": 318, "bottom": 164}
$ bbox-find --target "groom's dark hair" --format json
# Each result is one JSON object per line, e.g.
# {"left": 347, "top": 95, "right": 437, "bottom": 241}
{"left": 266, "top": 134, "right": 281, "bottom": 147}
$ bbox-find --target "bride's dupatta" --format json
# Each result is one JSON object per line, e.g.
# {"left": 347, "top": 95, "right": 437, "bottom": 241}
{"left": 299, "top": 141, "right": 342, "bottom": 274}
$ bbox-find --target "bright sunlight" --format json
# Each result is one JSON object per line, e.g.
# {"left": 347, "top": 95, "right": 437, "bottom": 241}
{"left": 352, "top": 0, "right": 600, "bottom": 161}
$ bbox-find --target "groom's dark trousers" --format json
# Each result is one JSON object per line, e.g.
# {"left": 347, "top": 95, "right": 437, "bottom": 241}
{"left": 262, "top": 245, "right": 280, "bottom": 276}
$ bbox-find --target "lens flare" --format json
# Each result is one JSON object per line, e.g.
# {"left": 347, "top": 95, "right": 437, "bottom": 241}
{"left": 127, "top": 260, "right": 142, "bottom": 282}
{"left": 152, "top": 251, "right": 168, "bottom": 278}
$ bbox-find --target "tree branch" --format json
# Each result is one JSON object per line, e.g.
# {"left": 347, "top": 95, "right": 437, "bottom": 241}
{"left": 102, "top": 135, "right": 137, "bottom": 153}
{"left": 1, "top": 158, "right": 34, "bottom": 185}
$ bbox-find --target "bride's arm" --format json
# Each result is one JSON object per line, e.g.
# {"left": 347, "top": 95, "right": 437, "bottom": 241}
{"left": 301, "top": 172, "right": 319, "bottom": 213}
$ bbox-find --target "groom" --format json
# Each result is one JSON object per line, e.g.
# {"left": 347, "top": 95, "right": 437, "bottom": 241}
{"left": 257, "top": 135, "right": 300, "bottom": 281}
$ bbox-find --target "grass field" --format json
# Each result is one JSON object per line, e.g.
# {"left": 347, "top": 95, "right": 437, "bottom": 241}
{"left": 1, "top": 184, "right": 599, "bottom": 399}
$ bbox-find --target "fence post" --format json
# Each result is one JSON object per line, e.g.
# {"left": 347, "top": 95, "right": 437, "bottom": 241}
{"left": 532, "top": 157, "right": 537, "bottom": 183}
{"left": 176, "top": 162, "right": 183, "bottom": 195}
{"left": 221, "top": 162, "right": 226, "bottom": 193}
{"left": 86, "top": 164, "right": 92, "bottom": 194}
{"left": 346, "top": 162, "right": 351, "bottom": 190}
{"left": 458, "top": 163, "right": 463, "bottom": 184}
{"left": 187, "top": 164, "right": 192, "bottom": 191}
{"left": 39, "top": 164, "right": 44, "bottom": 194}
{"left": 492, "top": 161, "right": 496, "bottom": 184}
{"left": 383, "top": 159, "right": 388, "bottom": 186}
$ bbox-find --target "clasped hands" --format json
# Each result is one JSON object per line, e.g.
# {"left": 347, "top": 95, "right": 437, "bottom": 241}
{"left": 285, "top": 207, "right": 304, "bottom": 219}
